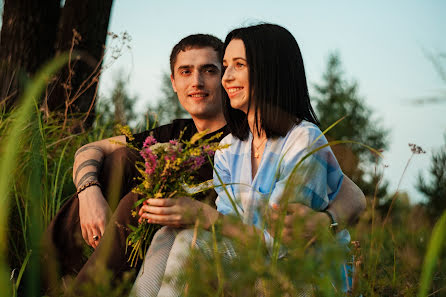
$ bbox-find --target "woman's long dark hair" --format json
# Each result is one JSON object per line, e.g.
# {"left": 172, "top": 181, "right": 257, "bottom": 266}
{"left": 223, "top": 23, "right": 319, "bottom": 140}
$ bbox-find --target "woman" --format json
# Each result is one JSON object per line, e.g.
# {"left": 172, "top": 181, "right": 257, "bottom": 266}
{"left": 133, "top": 23, "right": 346, "bottom": 297}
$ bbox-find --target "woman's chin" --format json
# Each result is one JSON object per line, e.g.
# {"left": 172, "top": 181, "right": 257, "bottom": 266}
{"left": 230, "top": 102, "right": 248, "bottom": 114}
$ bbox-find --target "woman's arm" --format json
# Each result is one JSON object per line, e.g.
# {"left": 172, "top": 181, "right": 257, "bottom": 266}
{"left": 139, "top": 197, "right": 263, "bottom": 242}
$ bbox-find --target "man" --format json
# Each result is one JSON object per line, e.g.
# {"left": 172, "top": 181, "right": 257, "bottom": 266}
{"left": 43, "top": 33, "right": 365, "bottom": 294}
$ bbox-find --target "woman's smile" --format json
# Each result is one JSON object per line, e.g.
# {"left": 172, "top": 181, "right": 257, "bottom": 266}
{"left": 222, "top": 39, "right": 250, "bottom": 113}
{"left": 225, "top": 86, "right": 244, "bottom": 98}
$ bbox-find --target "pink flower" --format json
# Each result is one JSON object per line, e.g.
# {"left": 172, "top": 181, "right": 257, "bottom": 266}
{"left": 140, "top": 147, "right": 157, "bottom": 175}
{"left": 143, "top": 135, "right": 157, "bottom": 148}
{"left": 203, "top": 145, "right": 215, "bottom": 157}
{"left": 169, "top": 140, "right": 178, "bottom": 146}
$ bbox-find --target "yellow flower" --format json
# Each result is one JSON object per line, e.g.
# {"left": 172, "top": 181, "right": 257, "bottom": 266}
{"left": 191, "top": 148, "right": 201, "bottom": 156}
{"left": 154, "top": 192, "right": 163, "bottom": 199}
{"left": 117, "top": 124, "right": 134, "bottom": 141}
{"left": 190, "top": 130, "right": 208, "bottom": 144}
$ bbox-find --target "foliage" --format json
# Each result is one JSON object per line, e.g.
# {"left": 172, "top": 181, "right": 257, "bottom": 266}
{"left": 0, "top": 52, "right": 444, "bottom": 297}
{"left": 96, "top": 71, "right": 138, "bottom": 130}
{"left": 313, "top": 52, "right": 390, "bottom": 198}
{"left": 148, "top": 72, "right": 189, "bottom": 125}
{"left": 417, "top": 135, "right": 446, "bottom": 220}
{"left": 0, "top": 56, "right": 130, "bottom": 296}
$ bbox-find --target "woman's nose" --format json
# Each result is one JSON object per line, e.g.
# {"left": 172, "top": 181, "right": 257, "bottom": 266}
{"left": 222, "top": 66, "right": 234, "bottom": 83}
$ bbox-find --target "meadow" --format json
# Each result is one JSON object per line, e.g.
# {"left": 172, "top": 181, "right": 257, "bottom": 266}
{"left": 0, "top": 56, "right": 445, "bottom": 297}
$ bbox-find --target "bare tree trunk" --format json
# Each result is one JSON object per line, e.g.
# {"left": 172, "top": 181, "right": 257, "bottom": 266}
{"left": 0, "top": 0, "right": 60, "bottom": 108}
{"left": 47, "top": 0, "right": 114, "bottom": 129}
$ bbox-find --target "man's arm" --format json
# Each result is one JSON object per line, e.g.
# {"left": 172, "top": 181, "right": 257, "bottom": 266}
{"left": 271, "top": 174, "right": 366, "bottom": 243}
{"left": 138, "top": 175, "right": 366, "bottom": 245}
{"left": 326, "top": 175, "right": 366, "bottom": 228}
{"left": 73, "top": 135, "right": 126, "bottom": 248}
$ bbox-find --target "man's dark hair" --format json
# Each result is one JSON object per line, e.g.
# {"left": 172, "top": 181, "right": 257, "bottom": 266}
{"left": 170, "top": 34, "right": 224, "bottom": 75}
{"left": 222, "top": 23, "right": 320, "bottom": 140}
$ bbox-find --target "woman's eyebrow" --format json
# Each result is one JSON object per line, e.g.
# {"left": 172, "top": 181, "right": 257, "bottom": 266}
{"left": 223, "top": 57, "right": 246, "bottom": 62}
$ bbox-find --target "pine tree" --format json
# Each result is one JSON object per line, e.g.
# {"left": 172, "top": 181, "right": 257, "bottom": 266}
{"left": 313, "top": 52, "right": 389, "bottom": 197}
{"left": 417, "top": 136, "right": 446, "bottom": 221}
{"left": 150, "top": 72, "right": 189, "bottom": 125}
{"left": 96, "top": 72, "right": 137, "bottom": 129}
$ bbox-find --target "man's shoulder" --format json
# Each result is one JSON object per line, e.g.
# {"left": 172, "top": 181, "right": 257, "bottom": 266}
{"left": 155, "top": 118, "right": 195, "bottom": 139}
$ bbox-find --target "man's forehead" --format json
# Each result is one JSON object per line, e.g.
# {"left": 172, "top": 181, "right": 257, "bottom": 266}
{"left": 174, "top": 47, "right": 221, "bottom": 70}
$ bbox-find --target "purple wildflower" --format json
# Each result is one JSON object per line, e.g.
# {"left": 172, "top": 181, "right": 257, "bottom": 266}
{"left": 191, "top": 155, "right": 206, "bottom": 171}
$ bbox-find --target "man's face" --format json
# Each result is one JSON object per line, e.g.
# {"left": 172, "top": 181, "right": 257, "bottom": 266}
{"left": 171, "top": 47, "right": 223, "bottom": 121}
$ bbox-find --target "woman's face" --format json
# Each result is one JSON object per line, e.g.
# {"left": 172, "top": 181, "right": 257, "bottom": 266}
{"left": 222, "top": 39, "right": 250, "bottom": 114}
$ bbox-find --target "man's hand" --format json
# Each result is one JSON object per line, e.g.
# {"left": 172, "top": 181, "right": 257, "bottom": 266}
{"left": 78, "top": 186, "right": 112, "bottom": 248}
{"left": 269, "top": 203, "right": 330, "bottom": 244}
{"left": 138, "top": 197, "right": 218, "bottom": 229}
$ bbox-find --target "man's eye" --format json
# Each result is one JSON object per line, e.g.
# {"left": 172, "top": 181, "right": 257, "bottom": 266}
{"left": 203, "top": 67, "right": 218, "bottom": 74}
{"left": 180, "top": 70, "right": 191, "bottom": 75}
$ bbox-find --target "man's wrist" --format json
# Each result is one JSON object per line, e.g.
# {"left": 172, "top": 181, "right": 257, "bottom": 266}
{"left": 323, "top": 209, "right": 338, "bottom": 233}
{"left": 76, "top": 181, "right": 102, "bottom": 197}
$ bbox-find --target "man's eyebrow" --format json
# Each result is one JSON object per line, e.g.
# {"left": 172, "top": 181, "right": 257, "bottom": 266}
{"left": 177, "top": 65, "right": 193, "bottom": 71}
{"left": 200, "top": 63, "right": 219, "bottom": 69}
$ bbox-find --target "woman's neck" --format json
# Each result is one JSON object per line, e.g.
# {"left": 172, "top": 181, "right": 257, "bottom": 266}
{"left": 247, "top": 110, "right": 265, "bottom": 139}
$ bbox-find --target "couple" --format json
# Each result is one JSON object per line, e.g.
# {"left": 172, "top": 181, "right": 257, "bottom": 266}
{"left": 44, "top": 23, "right": 365, "bottom": 296}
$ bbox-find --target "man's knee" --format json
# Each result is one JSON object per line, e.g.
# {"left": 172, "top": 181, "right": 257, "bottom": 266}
{"left": 99, "top": 147, "right": 141, "bottom": 206}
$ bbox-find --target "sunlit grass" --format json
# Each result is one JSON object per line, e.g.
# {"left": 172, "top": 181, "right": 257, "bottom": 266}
{"left": 0, "top": 58, "right": 444, "bottom": 296}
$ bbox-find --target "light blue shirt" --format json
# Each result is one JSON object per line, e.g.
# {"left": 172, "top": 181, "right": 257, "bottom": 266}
{"left": 214, "top": 120, "right": 344, "bottom": 237}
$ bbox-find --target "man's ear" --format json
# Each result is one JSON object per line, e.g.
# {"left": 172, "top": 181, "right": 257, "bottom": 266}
{"left": 170, "top": 74, "right": 177, "bottom": 93}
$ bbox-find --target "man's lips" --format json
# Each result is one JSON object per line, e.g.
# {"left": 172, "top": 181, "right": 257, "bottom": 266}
{"left": 188, "top": 92, "right": 209, "bottom": 98}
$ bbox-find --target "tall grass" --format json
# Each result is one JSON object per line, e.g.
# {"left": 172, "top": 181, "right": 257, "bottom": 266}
{"left": 0, "top": 54, "right": 70, "bottom": 294}
{"left": 0, "top": 59, "right": 444, "bottom": 296}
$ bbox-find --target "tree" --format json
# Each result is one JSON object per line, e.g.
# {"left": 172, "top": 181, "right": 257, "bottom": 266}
{"left": 0, "top": 0, "right": 60, "bottom": 109}
{"left": 150, "top": 72, "right": 189, "bottom": 125}
{"left": 313, "top": 53, "right": 389, "bottom": 197}
{"left": 0, "top": 0, "right": 114, "bottom": 128}
{"left": 417, "top": 136, "right": 446, "bottom": 221}
{"left": 96, "top": 72, "right": 138, "bottom": 129}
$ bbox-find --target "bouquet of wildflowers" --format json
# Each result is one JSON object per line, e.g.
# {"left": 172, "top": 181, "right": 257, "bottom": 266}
{"left": 123, "top": 129, "right": 227, "bottom": 267}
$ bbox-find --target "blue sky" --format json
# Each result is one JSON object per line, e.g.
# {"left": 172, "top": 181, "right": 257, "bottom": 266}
{"left": 99, "top": 0, "right": 446, "bottom": 203}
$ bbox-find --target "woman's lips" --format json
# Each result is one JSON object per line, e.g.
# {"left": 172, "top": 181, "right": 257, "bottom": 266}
{"left": 225, "top": 87, "right": 244, "bottom": 98}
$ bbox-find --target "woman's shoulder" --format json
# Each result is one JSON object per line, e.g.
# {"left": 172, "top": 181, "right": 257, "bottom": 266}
{"left": 285, "top": 120, "right": 323, "bottom": 146}
{"left": 219, "top": 132, "right": 246, "bottom": 146}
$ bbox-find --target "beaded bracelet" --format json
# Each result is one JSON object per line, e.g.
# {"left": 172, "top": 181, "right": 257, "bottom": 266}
{"left": 76, "top": 180, "right": 102, "bottom": 196}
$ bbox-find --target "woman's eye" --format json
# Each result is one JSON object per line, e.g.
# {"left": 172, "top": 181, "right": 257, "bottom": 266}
{"left": 235, "top": 62, "right": 245, "bottom": 69}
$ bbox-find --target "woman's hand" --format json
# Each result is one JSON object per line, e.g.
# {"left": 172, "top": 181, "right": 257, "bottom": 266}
{"left": 269, "top": 203, "right": 330, "bottom": 244}
{"left": 138, "top": 197, "right": 219, "bottom": 229}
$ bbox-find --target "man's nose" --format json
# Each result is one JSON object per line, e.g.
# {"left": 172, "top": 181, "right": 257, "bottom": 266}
{"left": 191, "top": 71, "right": 204, "bottom": 87}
